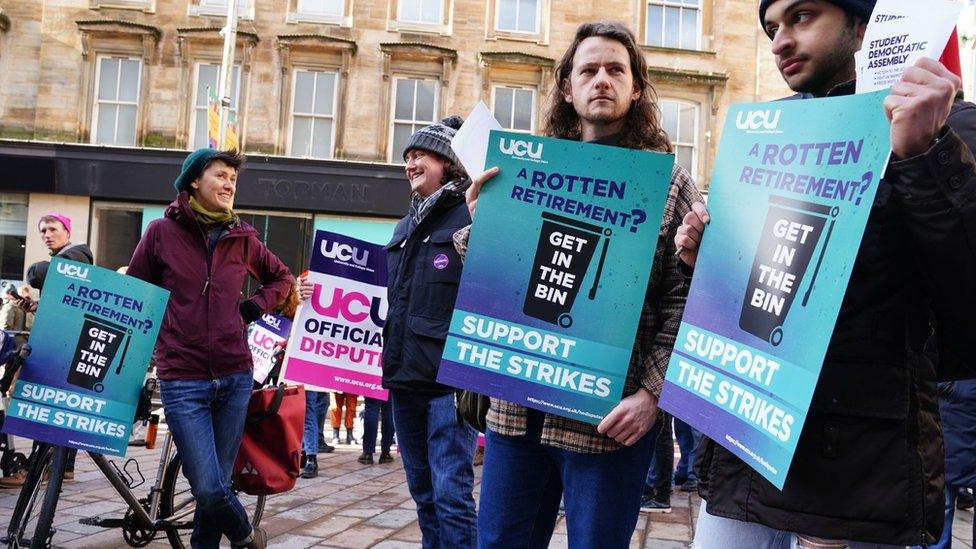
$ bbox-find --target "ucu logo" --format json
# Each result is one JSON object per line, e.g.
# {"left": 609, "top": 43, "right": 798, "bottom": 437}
{"left": 321, "top": 240, "right": 369, "bottom": 267}
{"left": 499, "top": 138, "right": 543, "bottom": 159}
{"left": 251, "top": 331, "right": 277, "bottom": 350}
{"left": 260, "top": 314, "right": 281, "bottom": 330}
{"left": 735, "top": 109, "right": 782, "bottom": 131}
{"left": 57, "top": 263, "right": 89, "bottom": 280}
{"left": 310, "top": 285, "right": 386, "bottom": 327}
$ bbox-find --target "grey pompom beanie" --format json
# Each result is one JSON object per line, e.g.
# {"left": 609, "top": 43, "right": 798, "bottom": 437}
{"left": 402, "top": 115, "right": 464, "bottom": 166}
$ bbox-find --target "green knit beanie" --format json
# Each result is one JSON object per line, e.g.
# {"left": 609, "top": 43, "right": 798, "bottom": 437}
{"left": 173, "top": 148, "right": 220, "bottom": 193}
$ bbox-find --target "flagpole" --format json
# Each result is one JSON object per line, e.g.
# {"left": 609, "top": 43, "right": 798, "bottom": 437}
{"left": 217, "top": 0, "right": 239, "bottom": 150}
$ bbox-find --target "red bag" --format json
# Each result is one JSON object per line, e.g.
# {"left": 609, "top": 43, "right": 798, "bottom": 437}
{"left": 233, "top": 384, "right": 305, "bottom": 495}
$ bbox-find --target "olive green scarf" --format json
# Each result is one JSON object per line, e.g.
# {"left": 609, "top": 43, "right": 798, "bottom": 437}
{"left": 188, "top": 195, "right": 239, "bottom": 227}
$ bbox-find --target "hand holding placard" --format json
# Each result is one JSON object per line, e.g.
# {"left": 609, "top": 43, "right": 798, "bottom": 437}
{"left": 884, "top": 57, "right": 961, "bottom": 158}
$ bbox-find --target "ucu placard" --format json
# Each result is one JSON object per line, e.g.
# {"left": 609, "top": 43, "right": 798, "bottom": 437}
{"left": 320, "top": 239, "right": 370, "bottom": 267}
{"left": 283, "top": 230, "right": 390, "bottom": 400}
{"left": 248, "top": 312, "right": 291, "bottom": 384}
{"left": 735, "top": 109, "right": 783, "bottom": 133}
{"left": 499, "top": 136, "right": 547, "bottom": 163}
{"left": 56, "top": 262, "right": 90, "bottom": 282}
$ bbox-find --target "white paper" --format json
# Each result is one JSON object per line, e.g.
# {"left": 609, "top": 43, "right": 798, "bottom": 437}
{"left": 856, "top": 0, "right": 963, "bottom": 93}
{"left": 451, "top": 101, "right": 504, "bottom": 176}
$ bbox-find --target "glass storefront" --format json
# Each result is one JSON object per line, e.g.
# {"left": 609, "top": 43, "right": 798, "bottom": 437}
{"left": 0, "top": 193, "right": 28, "bottom": 282}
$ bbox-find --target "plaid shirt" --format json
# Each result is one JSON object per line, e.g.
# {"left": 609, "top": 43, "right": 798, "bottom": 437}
{"left": 454, "top": 163, "right": 703, "bottom": 454}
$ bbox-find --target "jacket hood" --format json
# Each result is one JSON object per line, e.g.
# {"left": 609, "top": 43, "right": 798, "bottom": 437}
{"left": 52, "top": 242, "right": 93, "bottom": 264}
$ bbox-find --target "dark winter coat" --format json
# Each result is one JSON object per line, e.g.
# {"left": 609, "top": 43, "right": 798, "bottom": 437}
{"left": 941, "top": 379, "right": 976, "bottom": 488}
{"left": 127, "top": 193, "right": 293, "bottom": 381}
{"left": 697, "top": 82, "right": 976, "bottom": 546}
{"left": 382, "top": 189, "right": 470, "bottom": 393}
{"left": 52, "top": 243, "right": 94, "bottom": 265}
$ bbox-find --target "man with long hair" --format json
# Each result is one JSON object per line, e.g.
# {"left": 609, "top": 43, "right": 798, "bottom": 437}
{"left": 462, "top": 21, "right": 703, "bottom": 548}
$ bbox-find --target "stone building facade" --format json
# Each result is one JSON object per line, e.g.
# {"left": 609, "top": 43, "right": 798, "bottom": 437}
{"left": 0, "top": 0, "right": 789, "bottom": 280}
{"left": 0, "top": 0, "right": 787, "bottom": 177}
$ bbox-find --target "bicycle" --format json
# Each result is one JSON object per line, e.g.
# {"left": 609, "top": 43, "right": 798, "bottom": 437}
{"left": 0, "top": 330, "right": 30, "bottom": 478}
{"left": 1, "top": 344, "right": 266, "bottom": 549}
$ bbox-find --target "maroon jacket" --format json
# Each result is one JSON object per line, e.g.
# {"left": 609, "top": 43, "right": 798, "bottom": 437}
{"left": 128, "top": 193, "right": 293, "bottom": 380}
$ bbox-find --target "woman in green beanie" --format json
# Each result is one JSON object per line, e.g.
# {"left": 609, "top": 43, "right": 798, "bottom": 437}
{"left": 128, "top": 149, "right": 293, "bottom": 549}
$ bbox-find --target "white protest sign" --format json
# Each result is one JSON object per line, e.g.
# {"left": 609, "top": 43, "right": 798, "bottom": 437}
{"left": 856, "top": 0, "right": 962, "bottom": 93}
{"left": 451, "top": 101, "right": 503, "bottom": 177}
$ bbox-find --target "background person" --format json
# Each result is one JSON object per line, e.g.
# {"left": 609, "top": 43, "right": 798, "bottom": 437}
{"left": 359, "top": 396, "right": 395, "bottom": 465}
{"left": 128, "top": 148, "right": 293, "bottom": 549}
{"left": 0, "top": 212, "right": 92, "bottom": 487}
{"left": 331, "top": 392, "right": 359, "bottom": 445}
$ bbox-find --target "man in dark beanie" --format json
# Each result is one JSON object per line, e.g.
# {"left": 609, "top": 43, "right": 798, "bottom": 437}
{"left": 378, "top": 116, "right": 478, "bottom": 547}
{"left": 128, "top": 148, "right": 292, "bottom": 549}
{"left": 675, "top": 1, "right": 976, "bottom": 547}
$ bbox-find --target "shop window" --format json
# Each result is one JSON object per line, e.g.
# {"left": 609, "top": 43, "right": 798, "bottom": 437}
{"left": 0, "top": 194, "right": 28, "bottom": 282}
{"left": 189, "top": 63, "right": 241, "bottom": 150}
{"left": 389, "top": 77, "right": 439, "bottom": 163}
{"left": 645, "top": 0, "right": 701, "bottom": 50}
{"left": 92, "top": 56, "right": 142, "bottom": 146}
{"left": 288, "top": 69, "right": 339, "bottom": 159}
{"left": 92, "top": 205, "right": 143, "bottom": 272}
{"left": 492, "top": 85, "right": 535, "bottom": 133}
{"left": 660, "top": 99, "right": 699, "bottom": 178}
{"left": 237, "top": 213, "right": 313, "bottom": 297}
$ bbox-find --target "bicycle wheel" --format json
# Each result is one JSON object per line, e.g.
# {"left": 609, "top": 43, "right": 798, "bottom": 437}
{"left": 4, "top": 445, "right": 68, "bottom": 549}
{"left": 158, "top": 454, "right": 265, "bottom": 548}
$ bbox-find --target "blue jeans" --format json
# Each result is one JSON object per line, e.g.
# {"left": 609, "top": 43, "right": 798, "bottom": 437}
{"left": 673, "top": 417, "right": 701, "bottom": 483}
{"left": 303, "top": 391, "right": 330, "bottom": 456}
{"left": 921, "top": 486, "right": 975, "bottom": 549}
{"left": 694, "top": 501, "right": 907, "bottom": 549}
{"left": 363, "top": 397, "right": 394, "bottom": 455}
{"left": 391, "top": 390, "right": 477, "bottom": 549}
{"left": 479, "top": 411, "right": 655, "bottom": 549}
{"left": 160, "top": 370, "right": 254, "bottom": 548}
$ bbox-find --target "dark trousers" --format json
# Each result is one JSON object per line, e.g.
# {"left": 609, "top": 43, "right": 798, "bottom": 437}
{"left": 645, "top": 411, "right": 674, "bottom": 500}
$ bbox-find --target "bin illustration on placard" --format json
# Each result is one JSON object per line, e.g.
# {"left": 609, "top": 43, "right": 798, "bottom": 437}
{"left": 739, "top": 196, "right": 839, "bottom": 346}
{"left": 523, "top": 212, "right": 612, "bottom": 328}
{"left": 66, "top": 314, "right": 132, "bottom": 392}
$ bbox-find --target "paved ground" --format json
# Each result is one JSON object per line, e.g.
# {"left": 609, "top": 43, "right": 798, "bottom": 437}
{"left": 0, "top": 432, "right": 970, "bottom": 548}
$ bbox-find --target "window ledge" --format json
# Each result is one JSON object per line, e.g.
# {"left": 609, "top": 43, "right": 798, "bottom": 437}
{"left": 389, "top": 20, "right": 451, "bottom": 36}
{"left": 487, "top": 32, "right": 546, "bottom": 46}
{"left": 641, "top": 45, "right": 716, "bottom": 57}
{"left": 89, "top": 0, "right": 155, "bottom": 12}
{"left": 286, "top": 12, "right": 351, "bottom": 27}
{"left": 188, "top": 4, "right": 255, "bottom": 20}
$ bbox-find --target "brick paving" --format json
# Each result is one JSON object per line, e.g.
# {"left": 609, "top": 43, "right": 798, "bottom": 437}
{"left": 0, "top": 433, "right": 970, "bottom": 548}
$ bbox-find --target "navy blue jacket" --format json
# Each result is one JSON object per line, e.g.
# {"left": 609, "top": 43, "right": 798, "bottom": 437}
{"left": 382, "top": 190, "right": 470, "bottom": 393}
{"left": 941, "top": 379, "right": 976, "bottom": 488}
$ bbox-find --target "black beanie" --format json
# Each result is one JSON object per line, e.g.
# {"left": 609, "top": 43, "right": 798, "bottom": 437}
{"left": 402, "top": 115, "right": 464, "bottom": 165}
{"left": 26, "top": 261, "right": 49, "bottom": 291}
{"left": 759, "top": 0, "right": 876, "bottom": 31}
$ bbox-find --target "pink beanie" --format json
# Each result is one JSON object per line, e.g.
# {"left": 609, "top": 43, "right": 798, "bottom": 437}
{"left": 38, "top": 212, "right": 72, "bottom": 235}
